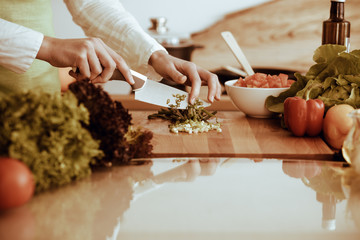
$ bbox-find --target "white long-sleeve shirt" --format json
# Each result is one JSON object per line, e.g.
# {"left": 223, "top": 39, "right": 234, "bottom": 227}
{"left": 0, "top": 0, "right": 166, "bottom": 79}
{"left": 0, "top": 18, "right": 44, "bottom": 74}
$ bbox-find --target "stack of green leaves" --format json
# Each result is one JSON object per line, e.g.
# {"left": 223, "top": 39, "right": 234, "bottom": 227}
{"left": 266, "top": 44, "right": 360, "bottom": 113}
{"left": 0, "top": 91, "right": 103, "bottom": 193}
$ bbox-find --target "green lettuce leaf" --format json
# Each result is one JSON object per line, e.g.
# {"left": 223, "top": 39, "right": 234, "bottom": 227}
{"left": 265, "top": 44, "right": 360, "bottom": 113}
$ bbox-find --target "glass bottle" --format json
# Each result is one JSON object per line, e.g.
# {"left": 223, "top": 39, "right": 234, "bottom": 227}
{"left": 322, "top": 0, "right": 350, "bottom": 52}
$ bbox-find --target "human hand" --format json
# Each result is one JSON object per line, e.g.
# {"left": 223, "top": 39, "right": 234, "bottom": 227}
{"left": 36, "top": 36, "right": 134, "bottom": 84}
{"left": 148, "top": 50, "right": 221, "bottom": 104}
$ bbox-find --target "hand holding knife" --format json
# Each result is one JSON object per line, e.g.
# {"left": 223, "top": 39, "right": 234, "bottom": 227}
{"left": 72, "top": 67, "right": 211, "bottom": 109}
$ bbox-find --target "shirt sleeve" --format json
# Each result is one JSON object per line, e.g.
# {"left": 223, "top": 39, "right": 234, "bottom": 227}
{"left": 0, "top": 18, "right": 44, "bottom": 73}
{"left": 63, "top": 0, "right": 167, "bottom": 81}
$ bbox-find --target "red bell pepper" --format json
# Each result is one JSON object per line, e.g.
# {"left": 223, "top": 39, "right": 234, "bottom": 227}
{"left": 284, "top": 97, "right": 325, "bottom": 137}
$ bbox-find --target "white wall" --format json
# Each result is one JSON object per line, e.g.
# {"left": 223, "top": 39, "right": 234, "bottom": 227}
{"left": 51, "top": 0, "right": 271, "bottom": 38}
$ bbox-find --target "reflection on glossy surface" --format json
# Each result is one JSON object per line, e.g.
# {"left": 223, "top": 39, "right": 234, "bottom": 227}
{"left": 0, "top": 158, "right": 360, "bottom": 240}
{"left": 282, "top": 160, "right": 342, "bottom": 231}
{"left": 341, "top": 167, "right": 360, "bottom": 230}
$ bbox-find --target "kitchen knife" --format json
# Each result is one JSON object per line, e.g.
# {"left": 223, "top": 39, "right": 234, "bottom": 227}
{"left": 105, "top": 69, "right": 211, "bottom": 109}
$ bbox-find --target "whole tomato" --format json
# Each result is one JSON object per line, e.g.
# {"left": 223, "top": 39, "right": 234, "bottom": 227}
{"left": 0, "top": 158, "right": 35, "bottom": 210}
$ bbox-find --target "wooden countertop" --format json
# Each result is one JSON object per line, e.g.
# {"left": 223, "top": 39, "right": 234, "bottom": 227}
{"left": 130, "top": 111, "right": 335, "bottom": 160}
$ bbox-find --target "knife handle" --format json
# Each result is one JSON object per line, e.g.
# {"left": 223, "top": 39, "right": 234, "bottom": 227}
{"left": 110, "top": 69, "right": 147, "bottom": 91}
{"left": 72, "top": 67, "right": 147, "bottom": 91}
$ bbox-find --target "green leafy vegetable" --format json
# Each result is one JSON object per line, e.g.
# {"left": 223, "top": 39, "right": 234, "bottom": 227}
{"left": 0, "top": 80, "right": 154, "bottom": 193}
{"left": 148, "top": 94, "right": 221, "bottom": 134}
{"left": 0, "top": 91, "right": 103, "bottom": 193}
{"left": 266, "top": 44, "right": 360, "bottom": 113}
{"left": 68, "top": 80, "right": 153, "bottom": 166}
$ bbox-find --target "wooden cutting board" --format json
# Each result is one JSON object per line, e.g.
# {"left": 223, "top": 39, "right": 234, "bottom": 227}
{"left": 131, "top": 111, "right": 335, "bottom": 160}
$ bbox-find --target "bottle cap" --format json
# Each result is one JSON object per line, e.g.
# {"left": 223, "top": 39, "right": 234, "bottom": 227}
{"left": 331, "top": 0, "right": 345, "bottom": 2}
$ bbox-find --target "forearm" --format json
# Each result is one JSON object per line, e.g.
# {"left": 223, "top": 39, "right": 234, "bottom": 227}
{"left": 63, "top": 0, "right": 166, "bottom": 79}
{"left": 0, "top": 18, "right": 43, "bottom": 73}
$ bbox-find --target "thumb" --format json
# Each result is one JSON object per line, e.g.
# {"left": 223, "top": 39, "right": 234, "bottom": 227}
{"left": 169, "top": 70, "right": 187, "bottom": 84}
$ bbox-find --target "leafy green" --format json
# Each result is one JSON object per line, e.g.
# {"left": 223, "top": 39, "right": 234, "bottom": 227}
{"left": 0, "top": 91, "right": 103, "bottom": 193}
{"left": 68, "top": 80, "right": 153, "bottom": 166}
{"left": 265, "top": 44, "right": 360, "bottom": 113}
{"left": 0, "top": 80, "right": 154, "bottom": 193}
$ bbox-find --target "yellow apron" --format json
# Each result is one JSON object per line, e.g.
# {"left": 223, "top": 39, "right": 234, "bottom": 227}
{"left": 0, "top": 0, "right": 60, "bottom": 97}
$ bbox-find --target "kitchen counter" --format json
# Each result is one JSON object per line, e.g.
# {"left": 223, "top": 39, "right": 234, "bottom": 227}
{"left": 131, "top": 110, "right": 334, "bottom": 160}
{"left": 0, "top": 158, "right": 359, "bottom": 240}
{"left": 0, "top": 107, "right": 354, "bottom": 240}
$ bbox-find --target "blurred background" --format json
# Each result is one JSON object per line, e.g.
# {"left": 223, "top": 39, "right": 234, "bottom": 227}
{"left": 51, "top": 0, "right": 270, "bottom": 38}
{"left": 52, "top": 0, "right": 360, "bottom": 89}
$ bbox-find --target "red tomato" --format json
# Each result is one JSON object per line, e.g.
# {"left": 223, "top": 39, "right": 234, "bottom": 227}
{"left": 286, "top": 80, "right": 295, "bottom": 87}
{"left": 0, "top": 158, "right": 35, "bottom": 210}
{"left": 234, "top": 73, "right": 294, "bottom": 88}
{"left": 279, "top": 73, "right": 288, "bottom": 87}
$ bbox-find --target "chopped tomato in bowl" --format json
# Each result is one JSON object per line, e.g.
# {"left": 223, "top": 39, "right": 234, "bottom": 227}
{"left": 225, "top": 73, "right": 295, "bottom": 118}
{"left": 234, "top": 73, "right": 295, "bottom": 88}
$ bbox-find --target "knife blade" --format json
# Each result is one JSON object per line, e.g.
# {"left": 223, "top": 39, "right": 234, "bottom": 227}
{"left": 106, "top": 69, "right": 211, "bottom": 109}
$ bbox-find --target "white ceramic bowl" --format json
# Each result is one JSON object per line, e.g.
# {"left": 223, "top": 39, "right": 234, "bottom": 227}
{"left": 225, "top": 79, "right": 289, "bottom": 118}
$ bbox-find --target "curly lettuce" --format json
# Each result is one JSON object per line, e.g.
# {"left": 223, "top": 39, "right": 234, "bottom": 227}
{"left": 266, "top": 44, "right": 360, "bottom": 113}
{"left": 0, "top": 90, "right": 103, "bottom": 193}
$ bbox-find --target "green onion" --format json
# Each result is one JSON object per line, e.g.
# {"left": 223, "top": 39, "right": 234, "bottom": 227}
{"left": 148, "top": 95, "right": 221, "bottom": 134}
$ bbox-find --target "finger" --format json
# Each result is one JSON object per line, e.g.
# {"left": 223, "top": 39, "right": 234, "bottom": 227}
{"left": 116, "top": 59, "right": 134, "bottom": 85}
{"left": 199, "top": 69, "right": 222, "bottom": 102}
{"left": 86, "top": 47, "right": 103, "bottom": 80}
{"left": 165, "top": 64, "right": 187, "bottom": 84}
{"left": 68, "top": 69, "right": 91, "bottom": 83}
{"left": 215, "top": 80, "right": 222, "bottom": 100}
{"left": 90, "top": 75, "right": 106, "bottom": 84}
{"left": 184, "top": 65, "right": 201, "bottom": 104}
{"left": 173, "top": 72, "right": 187, "bottom": 84}
{"left": 93, "top": 40, "right": 116, "bottom": 83}
{"left": 104, "top": 44, "right": 134, "bottom": 85}
{"left": 75, "top": 56, "right": 91, "bottom": 80}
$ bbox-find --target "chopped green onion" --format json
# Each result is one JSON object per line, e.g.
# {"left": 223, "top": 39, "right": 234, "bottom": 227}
{"left": 148, "top": 95, "right": 221, "bottom": 134}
